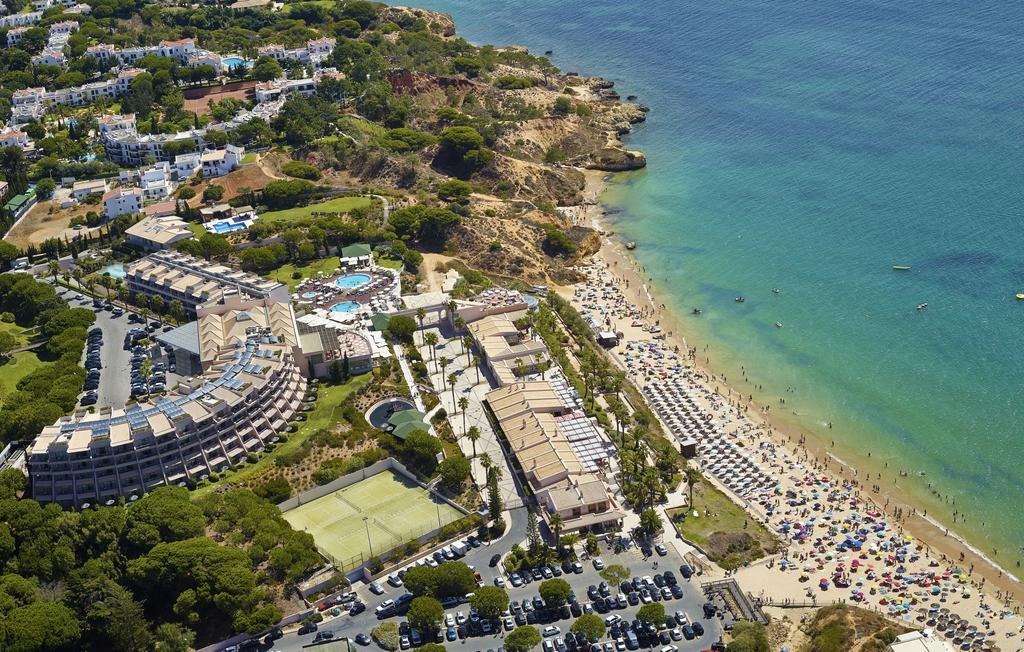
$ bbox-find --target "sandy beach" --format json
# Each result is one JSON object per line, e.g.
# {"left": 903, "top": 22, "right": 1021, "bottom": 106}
{"left": 556, "top": 169, "right": 1024, "bottom": 648}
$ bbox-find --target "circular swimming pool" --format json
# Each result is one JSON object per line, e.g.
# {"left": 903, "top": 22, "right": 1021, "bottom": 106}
{"left": 330, "top": 301, "right": 361, "bottom": 313}
{"left": 300, "top": 291, "right": 319, "bottom": 299}
{"left": 365, "top": 397, "right": 416, "bottom": 429}
{"left": 335, "top": 273, "right": 371, "bottom": 289}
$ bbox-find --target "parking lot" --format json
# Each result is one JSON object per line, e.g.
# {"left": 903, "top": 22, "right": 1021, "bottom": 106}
{"left": 263, "top": 534, "right": 724, "bottom": 652}
{"left": 58, "top": 288, "right": 179, "bottom": 409}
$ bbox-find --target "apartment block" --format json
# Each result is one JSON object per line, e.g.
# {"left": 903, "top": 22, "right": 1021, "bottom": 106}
{"left": 27, "top": 335, "right": 307, "bottom": 507}
{"left": 125, "top": 250, "right": 289, "bottom": 317}
{"left": 124, "top": 215, "right": 194, "bottom": 251}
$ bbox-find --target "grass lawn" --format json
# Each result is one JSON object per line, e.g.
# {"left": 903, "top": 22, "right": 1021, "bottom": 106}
{"left": 0, "top": 320, "right": 34, "bottom": 348}
{"left": 282, "top": 469, "right": 462, "bottom": 569}
{"left": 193, "top": 375, "right": 371, "bottom": 497}
{"left": 668, "top": 477, "right": 779, "bottom": 570}
{"left": 187, "top": 223, "right": 206, "bottom": 237}
{"left": 375, "top": 256, "right": 404, "bottom": 271}
{"left": 282, "top": 0, "right": 334, "bottom": 13}
{"left": 0, "top": 351, "right": 46, "bottom": 397}
{"left": 265, "top": 257, "right": 342, "bottom": 289}
{"left": 240, "top": 152, "right": 257, "bottom": 164}
{"left": 262, "top": 196, "right": 372, "bottom": 224}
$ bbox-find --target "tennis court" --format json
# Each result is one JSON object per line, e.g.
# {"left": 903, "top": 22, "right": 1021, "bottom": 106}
{"left": 282, "top": 470, "right": 463, "bottom": 568}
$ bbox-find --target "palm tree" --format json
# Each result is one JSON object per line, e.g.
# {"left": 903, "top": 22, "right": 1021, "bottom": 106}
{"left": 448, "top": 372, "right": 457, "bottom": 407}
{"left": 480, "top": 452, "right": 493, "bottom": 484}
{"left": 462, "top": 335, "right": 473, "bottom": 363}
{"left": 439, "top": 356, "right": 449, "bottom": 386}
{"left": 466, "top": 425, "right": 481, "bottom": 458}
{"left": 458, "top": 396, "right": 469, "bottom": 432}
{"left": 471, "top": 354, "right": 482, "bottom": 385}
{"left": 550, "top": 512, "right": 564, "bottom": 554}
{"left": 48, "top": 261, "right": 60, "bottom": 284}
{"left": 685, "top": 466, "right": 701, "bottom": 511}
{"left": 424, "top": 332, "right": 438, "bottom": 371}
{"left": 454, "top": 315, "right": 465, "bottom": 335}
{"left": 416, "top": 307, "right": 425, "bottom": 344}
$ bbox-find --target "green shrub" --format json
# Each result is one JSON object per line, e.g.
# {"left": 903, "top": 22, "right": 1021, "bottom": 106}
{"left": 282, "top": 160, "right": 322, "bottom": 180}
{"left": 494, "top": 76, "right": 534, "bottom": 90}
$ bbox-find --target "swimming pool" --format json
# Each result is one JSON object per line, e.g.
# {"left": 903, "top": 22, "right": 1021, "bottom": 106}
{"left": 102, "top": 264, "right": 126, "bottom": 279}
{"left": 300, "top": 291, "right": 319, "bottom": 299}
{"left": 222, "top": 56, "right": 252, "bottom": 70}
{"left": 330, "top": 301, "right": 361, "bottom": 313}
{"left": 334, "top": 273, "right": 371, "bottom": 289}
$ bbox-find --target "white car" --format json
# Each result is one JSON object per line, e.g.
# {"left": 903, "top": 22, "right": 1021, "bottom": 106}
{"left": 369, "top": 581, "right": 385, "bottom": 594}
{"left": 400, "top": 635, "right": 410, "bottom": 650}
{"left": 494, "top": 576, "right": 506, "bottom": 587}
{"left": 445, "top": 613, "right": 455, "bottom": 627}
{"left": 542, "top": 626, "right": 561, "bottom": 637}
{"left": 593, "top": 558, "right": 605, "bottom": 570}
{"left": 504, "top": 616, "right": 515, "bottom": 631}
{"left": 660, "top": 646, "right": 678, "bottom": 652}
{"left": 456, "top": 611, "right": 466, "bottom": 625}
{"left": 605, "top": 615, "right": 621, "bottom": 626}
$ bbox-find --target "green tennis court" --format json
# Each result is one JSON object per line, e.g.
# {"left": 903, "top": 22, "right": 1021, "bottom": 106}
{"left": 282, "top": 470, "right": 463, "bottom": 568}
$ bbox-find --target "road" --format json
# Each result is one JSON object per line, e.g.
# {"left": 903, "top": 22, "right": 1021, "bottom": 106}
{"left": 264, "top": 525, "right": 722, "bottom": 652}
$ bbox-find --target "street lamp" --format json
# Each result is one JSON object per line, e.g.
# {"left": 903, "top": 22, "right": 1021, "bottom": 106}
{"left": 363, "top": 516, "right": 373, "bottom": 557}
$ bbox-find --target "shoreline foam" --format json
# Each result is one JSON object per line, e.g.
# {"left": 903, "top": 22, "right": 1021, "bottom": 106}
{"left": 568, "top": 168, "right": 1024, "bottom": 619}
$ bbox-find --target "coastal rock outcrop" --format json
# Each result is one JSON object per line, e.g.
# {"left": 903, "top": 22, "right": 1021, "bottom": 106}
{"left": 378, "top": 6, "right": 455, "bottom": 37}
{"left": 585, "top": 147, "right": 647, "bottom": 172}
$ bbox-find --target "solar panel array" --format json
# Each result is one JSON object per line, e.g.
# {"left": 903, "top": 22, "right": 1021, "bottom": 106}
{"left": 73, "top": 339, "right": 273, "bottom": 440}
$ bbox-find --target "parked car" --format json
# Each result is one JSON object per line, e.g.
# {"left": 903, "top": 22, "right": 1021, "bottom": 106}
{"left": 369, "top": 581, "right": 385, "bottom": 594}
{"left": 489, "top": 554, "right": 502, "bottom": 567}
{"left": 543, "top": 626, "right": 561, "bottom": 637}
{"left": 297, "top": 622, "right": 317, "bottom": 635}
{"left": 593, "top": 558, "right": 605, "bottom": 570}
{"left": 355, "top": 633, "right": 371, "bottom": 645}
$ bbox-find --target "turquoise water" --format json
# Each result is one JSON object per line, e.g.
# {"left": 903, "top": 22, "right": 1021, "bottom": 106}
{"left": 330, "top": 301, "right": 360, "bottom": 313}
{"left": 102, "top": 264, "right": 126, "bottom": 279}
{"left": 335, "top": 273, "right": 371, "bottom": 289}
{"left": 419, "top": 0, "right": 1024, "bottom": 564}
{"left": 223, "top": 56, "right": 252, "bottom": 69}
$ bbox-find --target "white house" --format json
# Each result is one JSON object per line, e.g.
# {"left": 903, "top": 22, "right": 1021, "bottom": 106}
{"left": 0, "top": 130, "right": 30, "bottom": 150}
{"left": 31, "top": 50, "right": 67, "bottom": 67}
{"left": 103, "top": 187, "right": 143, "bottom": 220}
{"left": 71, "top": 178, "right": 108, "bottom": 200}
{"left": 174, "top": 152, "right": 202, "bottom": 179}
{"left": 0, "top": 11, "right": 42, "bottom": 27}
{"left": 200, "top": 144, "right": 243, "bottom": 177}
{"left": 6, "top": 26, "right": 29, "bottom": 47}
{"left": 138, "top": 163, "right": 174, "bottom": 199}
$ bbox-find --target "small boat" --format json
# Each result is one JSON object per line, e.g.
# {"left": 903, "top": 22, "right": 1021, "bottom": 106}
{"left": 627, "top": 95, "right": 638, "bottom": 101}
{"left": 772, "top": 288, "right": 781, "bottom": 294}
{"left": 625, "top": 241, "right": 636, "bottom": 250}
{"left": 544, "top": 50, "right": 553, "bottom": 55}
{"left": 917, "top": 303, "right": 928, "bottom": 311}
{"left": 1016, "top": 293, "right": 1024, "bottom": 301}
{"left": 775, "top": 321, "right": 783, "bottom": 328}
{"left": 735, "top": 296, "right": 745, "bottom": 303}
{"left": 692, "top": 308, "right": 702, "bottom": 315}
{"left": 893, "top": 265, "right": 912, "bottom": 271}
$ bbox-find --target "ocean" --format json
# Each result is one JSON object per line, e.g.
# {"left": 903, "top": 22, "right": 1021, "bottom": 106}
{"left": 416, "top": 0, "right": 1024, "bottom": 565}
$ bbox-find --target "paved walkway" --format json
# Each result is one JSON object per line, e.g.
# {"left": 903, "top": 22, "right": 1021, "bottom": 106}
{"left": 417, "top": 326, "right": 523, "bottom": 510}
